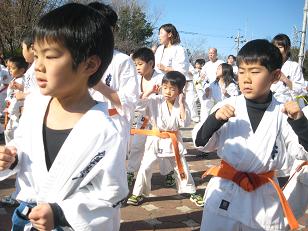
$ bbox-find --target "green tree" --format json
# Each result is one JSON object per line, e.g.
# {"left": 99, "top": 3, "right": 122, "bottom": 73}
{"left": 114, "top": 1, "right": 154, "bottom": 54}
{"left": 0, "top": 0, "right": 61, "bottom": 56}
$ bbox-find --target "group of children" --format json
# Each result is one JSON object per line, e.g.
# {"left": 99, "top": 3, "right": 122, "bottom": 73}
{"left": 0, "top": 2, "right": 306, "bottom": 231}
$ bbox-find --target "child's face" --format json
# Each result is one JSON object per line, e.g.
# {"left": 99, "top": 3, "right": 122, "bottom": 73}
{"left": 33, "top": 40, "right": 89, "bottom": 97}
{"left": 238, "top": 62, "right": 279, "bottom": 103}
{"left": 195, "top": 63, "right": 202, "bottom": 70}
{"left": 216, "top": 65, "right": 222, "bottom": 77}
{"left": 227, "top": 56, "right": 235, "bottom": 65}
{"left": 161, "top": 81, "right": 180, "bottom": 103}
{"left": 274, "top": 43, "right": 288, "bottom": 61}
{"left": 22, "top": 42, "right": 34, "bottom": 64}
{"left": 134, "top": 58, "right": 153, "bottom": 78}
{"left": 159, "top": 28, "right": 171, "bottom": 46}
{"left": 9, "top": 63, "right": 25, "bottom": 78}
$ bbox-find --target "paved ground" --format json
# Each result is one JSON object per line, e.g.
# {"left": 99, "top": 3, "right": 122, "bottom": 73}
{"left": 0, "top": 123, "right": 307, "bottom": 230}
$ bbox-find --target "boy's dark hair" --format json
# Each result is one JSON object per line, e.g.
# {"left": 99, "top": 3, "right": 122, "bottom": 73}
{"left": 159, "top": 24, "right": 181, "bottom": 45}
{"left": 22, "top": 32, "right": 34, "bottom": 49}
{"left": 272, "top": 33, "right": 291, "bottom": 58}
{"left": 227, "top": 54, "right": 236, "bottom": 61}
{"left": 237, "top": 39, "right": 282, "bottom": 72}
{"left": 132, "top": 47, "right": 155, "bottom": 68}
{"left": 88, "top": 2, "right": 118, "bottom": 29}
{"left": 33, "top": 3, "right": 114, "bottom": 87}
{"left": 9, "top": 56, "right": 28, "bottom": 71}
{"left": 162, "top": 71, "right": 186, "bottom": 93}
{"left": 215, "top": 63, "right": 235, "bottom": 87}
{"left": 195, "top": 58, "right": 205, "bottom": 66}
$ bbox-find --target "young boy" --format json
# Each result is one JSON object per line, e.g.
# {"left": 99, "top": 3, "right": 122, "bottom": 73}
{"left": 4, "top": 56, "right": 27, "bottom": 143}
{"left": 128, "top": 47, "right": 174, "bottom": 187}
{"left": 0, "top": 3, "right": 128, "bottom": 230}
{"left": 193, "top": 39, "right": 308, "bottom": 230}
{"left": 127, "top": 71, "right": 204, "bottom": 207}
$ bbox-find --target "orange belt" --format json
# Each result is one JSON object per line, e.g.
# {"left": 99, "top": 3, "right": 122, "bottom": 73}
{"left": 130, "top": 128, "right": 186, "bottom": 180}
{"left": 202, "top": 160, "right": 299, "bottom": 230}
{"left": 108, "top": 108, "right": 118, "bottom": 116}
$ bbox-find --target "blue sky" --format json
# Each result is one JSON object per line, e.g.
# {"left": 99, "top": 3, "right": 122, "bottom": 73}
{"left": 146, "top": 0, "right": 306, "bottom": 59}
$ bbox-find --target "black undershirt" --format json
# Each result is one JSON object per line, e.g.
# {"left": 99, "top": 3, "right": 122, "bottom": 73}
{"left": 195, "top": 94, "right": 308, "bottom": 151}
{"left": 42, "top": 124, "right": 72, "bottom": 171}
{"left": 42, "top": 124, "right": 72, "bottom": 227}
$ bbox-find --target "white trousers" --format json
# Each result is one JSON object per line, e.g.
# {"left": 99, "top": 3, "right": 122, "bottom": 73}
{"left": 132, "top": 151, "right": 196, "bottom": 196}
{"left": 200, "top": 209, "right": 269, "bottom": 231}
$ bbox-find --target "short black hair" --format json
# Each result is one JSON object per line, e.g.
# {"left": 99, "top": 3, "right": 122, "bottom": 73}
{"left": 162, "top": 71, "right": 186, "bottom": 93}
{"left": 22, "top": 32, "right": 34, "bottom": 49}
{"left": 159, "top": 24, "right": 181, "bottom": 45}
{"left": 9, "top": 56, "right": 28, "bottom": 71}
{"left": 88, "top": 1, "right": 118, "bottom": 28}
{"left": 195, "top": 58, "right": 205, "bottom": 66}
{"left": 237, "top": 39, "right": 282, "bottom": 72}
{"left": 132, "top": 47, "right": 155, "bottom": 68}
{"left": 33, "top": 3, "right": 114, "bottom": 87}
{"left": 272, "top": 33, "right": 291, "bottom": 58}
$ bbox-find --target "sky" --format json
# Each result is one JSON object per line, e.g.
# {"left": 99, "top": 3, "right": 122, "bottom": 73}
{"left": 146, "top": 0, "right": 306, "bottom": 59}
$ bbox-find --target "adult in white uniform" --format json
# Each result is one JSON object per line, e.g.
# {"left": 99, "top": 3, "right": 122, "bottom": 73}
{"left": 193, "top": 40, "right": 308, "bottom": 231}
{"left": 0, "top": 4, "right": 128, "bottom": 230}
{"left": 200, "top": 48, "right": 223, "bottom": 121}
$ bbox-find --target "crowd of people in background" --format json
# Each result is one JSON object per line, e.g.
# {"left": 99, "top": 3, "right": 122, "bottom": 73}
{"left": 0, "top": 1, "right": 307, "bottom": 231}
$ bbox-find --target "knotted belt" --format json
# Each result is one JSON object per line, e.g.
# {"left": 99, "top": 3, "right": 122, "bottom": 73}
{"left": 202, "top": 160, "right": 299, "bottom": 230}
{"left": 130, "top": 128, "right": 186, "bottom": 180}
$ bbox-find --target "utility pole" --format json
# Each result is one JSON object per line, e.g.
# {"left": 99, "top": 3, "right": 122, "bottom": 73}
{"left": 299, "top": 0, "right": 308, "bottom": 67}
{"left": 293, "top": 26, "right": 300, "bottom": 47}
{"left": 230, "top": 30, "right": 246, "bottom": 54}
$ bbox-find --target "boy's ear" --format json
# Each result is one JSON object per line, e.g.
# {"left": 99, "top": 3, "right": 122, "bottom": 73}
{"left": 84, "top": 55, "right": 101, "bottom": 76}
{"left": 272, "top": 69, "right": 281, "bottom": 83}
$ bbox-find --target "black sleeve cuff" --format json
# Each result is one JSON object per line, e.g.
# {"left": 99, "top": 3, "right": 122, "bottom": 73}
{"left": 9, "top": 155, "right": 18, "bottom": 170}
{"left": 49, "top": 203, "right": 71, "bottom": 228}
{"left": 195, "top": 110, "right": 227, "bottom": 147}
{"left": 288, "top": 114, "right": 308, "bottom": 151}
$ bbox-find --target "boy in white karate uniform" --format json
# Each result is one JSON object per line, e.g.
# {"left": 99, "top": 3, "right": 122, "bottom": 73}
{"left": 0, "top": 3, "right": 128, "bottom": 230}
{"left": 4, "top": 56, "right": 27, "bottom": 144}
{"left": 128, "top": 47, "right": 174, "bottom": 186}
{"left": 194, "top": 39, "right": 308, "bottom": 231}
{"left": 127, "top": 71, "right": 204, "bottom": 207}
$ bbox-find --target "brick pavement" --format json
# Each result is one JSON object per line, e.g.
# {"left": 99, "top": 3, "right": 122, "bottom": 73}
{"left": 0, "top": 125, "right": 307, "bottom": 230}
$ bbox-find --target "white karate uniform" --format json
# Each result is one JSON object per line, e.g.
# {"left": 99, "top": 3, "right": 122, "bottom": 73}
{"left": 127, "top": 70, "right": 163, "bottom": 173}
{"left": 23, "top": 62, "right": 39, "bottom": 94}
{"left": 208, "top": 81, "right": 239, "bottom": 104}
{"left": 132, "top": 95, "right": 196, "bottom": 196}
{"left": 271, "top": 60, "right": 305, "bottom": 103}
{"left": 271, "top": 60, "right": 306, "bottom": 177}
{"left": 199, "top": 59, "right": 224, "bottom": 122}
{"left": 0, "top": 66, "right": 11, "bottom": 115}
{"left": 192, "top": 95, "right": 308, "bottom": 230}
{"left": 187, "top": 64, "right": 199, "bottom": 122}
{"left": 91, "top": 50, "right": 139, "bottom": 168}
{"left": 0, "top": 92, "right": 129, "bottom": 231}
{"left": 5, "top": 76, "right": 25, "bottom": 143}
{"left": 283, "top": 106, "right": 308, "bottom": 223}
{"left": 154, "top": 44, "right": 189, "bottom": 76}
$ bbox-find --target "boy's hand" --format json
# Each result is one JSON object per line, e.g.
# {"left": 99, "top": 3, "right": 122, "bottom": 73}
{"left": 178, "top": 93, "right": 185, "bottom": 105}
{"left": 152, "top": 84, "right": 160, "bottom": 94}
{"left": 0, "top": 146, "right": 17, "bottom": 171}
{"left": 282, "top": 101, "right": 303, "bottom": 120}
{"left": 29, "top": 203, "right": 54, "bottom": 231}
{"left": 215, "top": 104, "right": 235, "bottom": 121}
